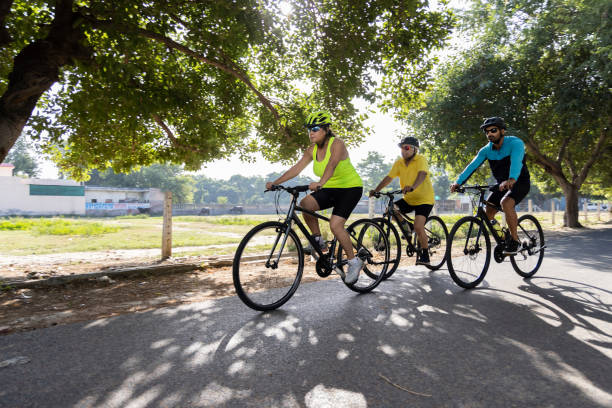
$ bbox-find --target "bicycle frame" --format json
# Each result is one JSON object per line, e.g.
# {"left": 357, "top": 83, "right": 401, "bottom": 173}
{"left": 264, "top": 187, "right": 344, "bottom": 270}
{"left": 469, "top": 186, "right": 507, "bottom": 247}
{"left": 378, "top": 191, "right": 438, "bottom": 251}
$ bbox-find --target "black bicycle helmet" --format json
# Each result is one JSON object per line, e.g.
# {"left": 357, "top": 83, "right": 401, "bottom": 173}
{"left": 398, "top": 136, "right": 420, "bottom": 147}
{"left": 480, "top": 117, "right": 506, "bottom": 130}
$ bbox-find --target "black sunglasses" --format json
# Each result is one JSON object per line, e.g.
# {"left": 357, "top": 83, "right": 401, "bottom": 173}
{"left": 484, "top": 127, "right": 499, "bottom": 134}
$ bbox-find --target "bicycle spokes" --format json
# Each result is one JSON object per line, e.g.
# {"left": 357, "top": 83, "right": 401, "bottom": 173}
{"left": 447, "top": 217, "right": 491, "bottom": 288}
{"left": 233, "top": 222, "right": 303, "bottom": 311}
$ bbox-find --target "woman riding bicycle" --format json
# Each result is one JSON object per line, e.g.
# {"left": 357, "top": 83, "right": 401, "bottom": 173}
{"left": 265, "top": 110, "right": 364, "bottom": 284}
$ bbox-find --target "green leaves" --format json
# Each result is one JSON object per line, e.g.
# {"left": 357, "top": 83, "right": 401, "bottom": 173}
{"left": 403, "top": 0, "right": 611, "bottom": 198}
{"left": 5, "top": 0, "right": 452, "bottom": 178}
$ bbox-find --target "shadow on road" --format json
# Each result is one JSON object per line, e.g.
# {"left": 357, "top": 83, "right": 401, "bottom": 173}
{"left": 2, "top": 226, "right": 612, "bottom": 407}
{"left": 2, "top": 264, "right": 611, "bottom": 407}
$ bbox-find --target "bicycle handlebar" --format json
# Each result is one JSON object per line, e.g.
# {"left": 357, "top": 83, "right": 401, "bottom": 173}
{"left": 265, "top": 184, "right": 311, "bottom": 194}
{"left": 455, "top": 184, "right": 498, "bottom": 194}
{"left": 371, "top": 189, "right": 403, "bottom": 198}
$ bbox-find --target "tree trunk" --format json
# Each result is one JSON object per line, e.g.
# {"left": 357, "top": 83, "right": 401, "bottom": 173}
{"left": 561, "top": 183, "right": 581, "bottom": 228}
{"left": 0, "top": 0, "right": 88, "bottom": 163}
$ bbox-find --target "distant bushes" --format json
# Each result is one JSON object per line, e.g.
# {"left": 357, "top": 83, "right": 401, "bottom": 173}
{"left": 0, "top": 217, "right": 121, "bottom": 235}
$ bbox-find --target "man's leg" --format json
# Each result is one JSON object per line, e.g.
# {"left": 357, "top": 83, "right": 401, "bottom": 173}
{"left": 501, "top": 196, "right": 518, "bottom": 240}
{"left": 329, "top": 215, "right": 355, "bottom": 259}
{"left": 485, "top": 204, "right": 498, "bottom": 221}
{"left": 413, "top": 214, "right": 428, "bottom": 249}
{"left": 300, "top": 195, "right": 321, "bottom": 236}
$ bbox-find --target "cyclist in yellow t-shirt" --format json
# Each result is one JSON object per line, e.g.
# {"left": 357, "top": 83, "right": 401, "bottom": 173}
{"left": 266, "top": 110, "right": 364, "bottom": 284}
{"left": 369, "top": 136, "right": 435, "bottom": 265}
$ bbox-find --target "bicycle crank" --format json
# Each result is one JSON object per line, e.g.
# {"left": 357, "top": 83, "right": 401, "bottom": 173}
{"left": 493, "top": 244, "right": 506, "bottom": 263}
{"left": 315, "top": 255, "right": 333, "bottom": 277}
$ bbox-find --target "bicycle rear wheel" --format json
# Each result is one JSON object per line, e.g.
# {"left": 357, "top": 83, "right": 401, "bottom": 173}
{"left": 421, "top": 215, "right": 449, "bottom": 271}
{"left": 233, "top": 221, "right": 303, "bottom": 311}
{"left": 337, "top": 219, "right": 390, "bottom": 293}
{"left": 447, "top": 216, "right": 491, "bottom": 289}
{"left": 371, "top": 217, "right": 401, "bottom": 279}
{"left": 510, "top": 214, "right": 545, "bottom": 278}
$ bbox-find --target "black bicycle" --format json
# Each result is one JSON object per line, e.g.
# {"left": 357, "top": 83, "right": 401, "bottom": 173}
{"left": 232, "top": 184, "right": 391, "bottom": 311}
{"left": 370, "top": 190, "right": 449, "bottom": 278}
{"left": 446, "top": 185, "right": 546, "bottom": 288}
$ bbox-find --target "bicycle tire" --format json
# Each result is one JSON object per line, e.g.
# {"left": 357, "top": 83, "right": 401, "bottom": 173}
{"left": 510, "top": 214, "right": 545, "bottom": 278}
{"left": 421, "top": 215, "right": 449, "bottom": 271}
{"left": 371, "top": 217, "right": 401, "bottom": 279}
{"left": 233, "top": 221, "right": 303, "bottom": 311}
{"left": 447, "top": 216, "right": 491, "bottom": 289}
{"left": 337, "top": 219, "right": 390, "bottom": 293}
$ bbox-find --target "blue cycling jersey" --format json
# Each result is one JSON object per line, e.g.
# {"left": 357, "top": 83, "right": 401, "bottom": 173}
{"left": 456, "top": 136, "right": 530, "bottom": 185}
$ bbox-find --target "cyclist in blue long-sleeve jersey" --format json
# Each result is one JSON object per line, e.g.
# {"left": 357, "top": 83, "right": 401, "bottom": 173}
{"left": 450, "top": 117, "right": 530, "bottom": 255}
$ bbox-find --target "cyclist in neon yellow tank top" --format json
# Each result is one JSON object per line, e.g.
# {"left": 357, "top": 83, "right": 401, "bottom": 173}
{"left": 266, "top": 110, "right": 364, "bottom": 284}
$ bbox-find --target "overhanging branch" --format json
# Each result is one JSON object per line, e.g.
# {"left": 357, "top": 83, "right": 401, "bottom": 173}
{"left": 151, "top": 113, "right": 208, "bottom": 155}
{"left": 81, "top": 12, "right": 291, "bottom": 142}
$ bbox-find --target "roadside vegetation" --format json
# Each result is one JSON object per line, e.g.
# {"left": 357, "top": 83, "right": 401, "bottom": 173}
{"left": 0, "top": 212, "right": 609, "bottom": 257}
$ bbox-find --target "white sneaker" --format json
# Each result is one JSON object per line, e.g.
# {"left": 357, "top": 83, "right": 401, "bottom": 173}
{"left": 334, "top": 267, "right": 346, "bottom": 280}
{"left": 345, "top": 257, "right": 363, "bottom": 285}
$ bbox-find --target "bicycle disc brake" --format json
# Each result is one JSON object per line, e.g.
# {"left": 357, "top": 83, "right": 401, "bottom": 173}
{"left": 315, "top": 255, "right": 333, "bottom": 277}
{"left": 493, "top": 244, "right": 505, "bottom": 263}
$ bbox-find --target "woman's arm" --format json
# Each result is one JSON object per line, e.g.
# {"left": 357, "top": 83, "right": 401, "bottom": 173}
{"left": 269, "top": 146, "right": 313, "bottom": 186}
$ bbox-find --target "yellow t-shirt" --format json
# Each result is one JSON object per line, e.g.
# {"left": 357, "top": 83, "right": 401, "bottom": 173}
{"left": 388, "top": 154, "right": 435, "bottom": 205}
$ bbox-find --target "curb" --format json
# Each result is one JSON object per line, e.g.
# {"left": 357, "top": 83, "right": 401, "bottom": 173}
{"left": 2, "top": 259, "right": 235, "bottom": 290}
{"left": 1, "top": 252, "right": 300, "bottom": 290}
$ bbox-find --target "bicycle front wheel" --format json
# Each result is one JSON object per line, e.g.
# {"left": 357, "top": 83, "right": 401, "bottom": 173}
{"left": 233, "top": 221, "right": 303, "bottom": 311}
{"left": 510, "top": 214, "right": 545, "bottom": 278}
{"left": 447, "top": 216, "right": 491, "bottom": 289}
{"left": 371, "top": 217, "right": 401, "bottom": 279}
{"left": 338, "top": 219, "right": 390, "bottom": 293}
{"left": 421, "top": 215, "right": 449, "bottom": 271}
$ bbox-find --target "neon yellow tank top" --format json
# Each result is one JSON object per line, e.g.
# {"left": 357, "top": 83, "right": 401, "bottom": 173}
{"left": 312, "top": 137, "right": 363, "bottom": 188}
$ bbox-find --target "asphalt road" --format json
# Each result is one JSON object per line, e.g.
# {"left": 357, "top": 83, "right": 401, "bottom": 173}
{"left": 1, "top": 226, "right": 611, "bottom": 408}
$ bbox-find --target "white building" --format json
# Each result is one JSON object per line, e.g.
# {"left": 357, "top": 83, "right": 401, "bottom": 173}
{"left": 0, "top": 163, "right": 86, "bottom": 216}
{"left": 0, "top": 163, "right": 164, "bottom": 216}
{"left": 84, "top": 186, "right": 164, "bottom": 215}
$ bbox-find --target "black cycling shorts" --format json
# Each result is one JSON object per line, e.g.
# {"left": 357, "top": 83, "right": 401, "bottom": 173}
{"left": 486, "top": 181, "right": 530, "bottom": 207}
{"left": 394, "top": 198, "right": 433, "bottom": 218}
{"left": 310, "top": 187, "right": 363, "bottom": 219}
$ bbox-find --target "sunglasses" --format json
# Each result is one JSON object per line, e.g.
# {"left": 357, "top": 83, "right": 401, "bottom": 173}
{"left": 401, "top": 145, "right": 414, "bottom": 151}
{"left": 308, "top": 126, "right": 322, "bottom": 133}
{"left": 484, "top": 127, "right": 499, "bottom": 134}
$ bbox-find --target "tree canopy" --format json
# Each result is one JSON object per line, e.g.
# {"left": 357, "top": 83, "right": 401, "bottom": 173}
{"left": 401, "top": 0, "right": 611, "bottom": 226}
{"left": 0, "top": 0, "right": 453, "bottom": 179}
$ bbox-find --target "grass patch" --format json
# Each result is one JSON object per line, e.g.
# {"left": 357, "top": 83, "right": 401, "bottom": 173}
{"left": 179, "top": 216, "right": 266, "bottom": 226}
{"left": 0, "top": 218, "right": 35, "bottom": 231}
{"left": 115, "top": 214, "right": 150, "bottom": 219}
{"left": 35, "top": 220, "right": 120, "bottom": 236}
{"left": 0, "top": 217, "right": 120, "bottom": 235}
